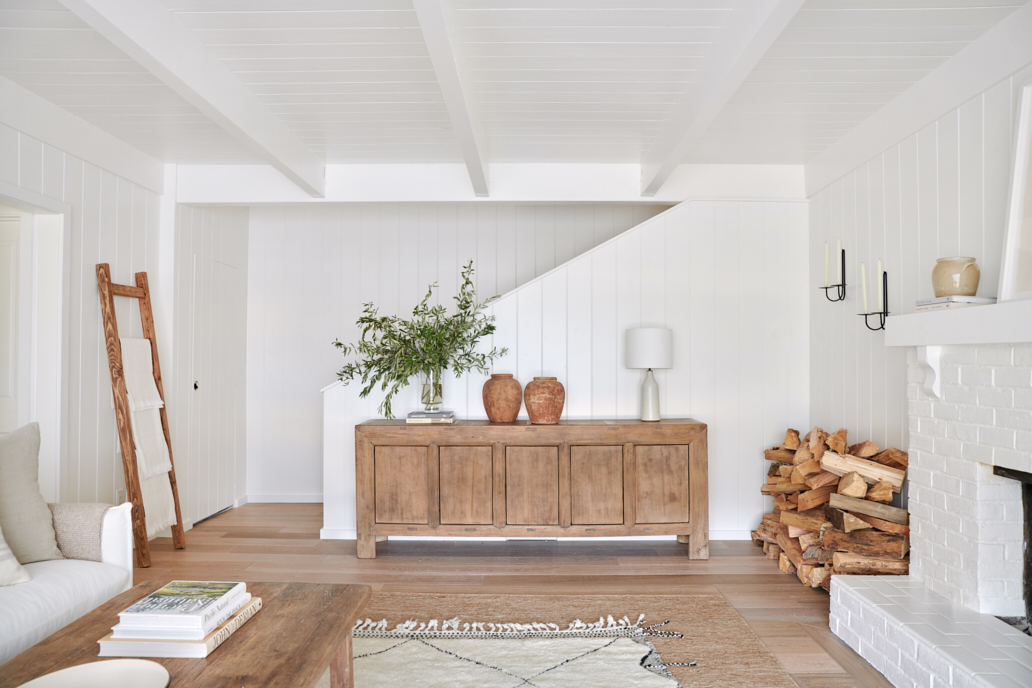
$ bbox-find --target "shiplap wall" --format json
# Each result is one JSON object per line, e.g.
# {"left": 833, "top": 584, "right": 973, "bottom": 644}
{"left": 809, "top": 66, "right": 1032, "bottom": 452}
{"left": 246, "top": 203, "right": 669, "bottom": 501}
{"left": 0, "top": 121, "right": 164, "bottom": 506}
{"left": 168, "top": 205, "right": 249, "bottom": 525}
{"left": 322, "top": 199, "right": 810, "bottom": 539}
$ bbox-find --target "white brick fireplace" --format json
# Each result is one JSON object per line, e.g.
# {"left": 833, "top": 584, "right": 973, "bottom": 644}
{"left": 830, "top": 342, "right": 1032, "bottom": 688}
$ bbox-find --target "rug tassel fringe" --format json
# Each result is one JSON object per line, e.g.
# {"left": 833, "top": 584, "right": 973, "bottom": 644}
{"left": 353, "top": 612, "right": 650, "bottom": 635}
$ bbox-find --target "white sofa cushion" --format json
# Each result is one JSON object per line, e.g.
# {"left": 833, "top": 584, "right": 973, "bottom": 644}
{"left": 0, "top": 559, "right": 131, "bottom": 665}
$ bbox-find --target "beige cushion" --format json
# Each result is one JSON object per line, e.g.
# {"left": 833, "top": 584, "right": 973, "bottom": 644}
{"left": 0, "top": 521, "right": 30, "bottom": 587}
{"left": 0, "top": 423, "right": 63, "bottom": 564}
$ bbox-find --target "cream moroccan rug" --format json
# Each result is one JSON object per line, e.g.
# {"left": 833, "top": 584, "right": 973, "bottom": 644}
{"left": 316, "top": 593, "right": 796, "bottom": 688}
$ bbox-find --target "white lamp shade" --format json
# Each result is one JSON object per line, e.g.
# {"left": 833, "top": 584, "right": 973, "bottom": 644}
{"left": 625, "top": 328, "right": 673, "bottom": 369}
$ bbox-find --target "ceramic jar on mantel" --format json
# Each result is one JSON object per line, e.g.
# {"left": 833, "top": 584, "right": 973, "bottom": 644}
{"left": 932, "top": 257, "right": 980, "bottom": 298}
{"left": 482, "top": 374, "right": 522, "bottom": 423}
{"left": 524, "top": 377, "right": 565, "bottom": 425}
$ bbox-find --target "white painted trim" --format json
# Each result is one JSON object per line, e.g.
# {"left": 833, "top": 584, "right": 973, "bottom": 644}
{"left": 412, "top": 0, "right": 489, "bottom": 197}
{"left": 176, "top": 163, "right": 806, "bottom": 205}
{"left": 320, "top": 527, "right": 357, "bottom": 540}
{"left": 709, "top": 530, "right": 753, "bottom": 541}
{"left": 234, "top": 495, "right": 249, "bottom": 508}
{"left": 316, "top": 531, "right": 748, "bottom": 542}
{"left": 57, "top": 0, "right": 325, "bottom": 197}
{"left": 0, "top": 76, "right": 163, "bottom": 194}
{"left": 885, "top": 300, "right": 1032, "bottom": 347}
{"left": 639, "top": 0, "right": 805, "bottom": 196}
{"left": 999, "top": 83, "right": 1032, "bottom": 303}
{"left": 246, "top": 494, "right": 324, "bottom": 504}
{"left": 805, "top": 1, "right": 1032, "bottom": 197}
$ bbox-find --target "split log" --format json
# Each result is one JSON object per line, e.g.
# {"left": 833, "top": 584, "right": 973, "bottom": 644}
{"left": 820, "top": 452, "right": 905, "bottom": 491}
{"left": 871, "top": 447, "right": 908, "bottom": 470}
{"left": 824, "top": 528, "right": 909, "bottom": 559}
{"left": 797, "top": 484, "right": 836, "bottom": 511}
{"left": 847, "top": 440, "right": 879, "bottom": 458}
{"left": 833, "top": 552, "right": 909, "bottom": 575}
{"left": 780, "top": 507, "right": 830, "bottom": 533}
{"left": 777, "top": 464, "right": 795, "bottom": 478}
{"left": 805, "top": 471, "right": 839, "bottom": 490}
{"left": 829, "top": 493, "right": 909, "bottom": 525}
{"left": 819, "top": 570, "right": 834, "bottom": 591}
{"left": 827, "top": 507, "right": 873, "bottom": 533}
{"left": 765, "top": 544, "right": 781, "bottom": 560}
{"left": 779, "top": 552, "right": 796, "bottom": 575}
{"left": 787, "top": 525, "right": 810, "bottom": 538}
{"left": 773, "top": 494, "right": 797, "bottom": 511}
{"left": 793, "top": 444, "right": 813, "bottom": 466}
{"left": 782, "top": 429, "right": 801, "bottom": 451}
{"left": 766, "top": 475, "right": 780, "bottom": 485}
{"left": 753, "top": 532, "right": 765, "bottom": 548}
{"left": 768, "top": 463, "right": 781, "bottom": 478}
{"left": 798, "top": 532, "right": 821, "bottom": 550}
{"left": 787, "top": 493, "right": 799, "bottom": 505}
{"left": 837, "top": 471, "right": 868, "bottom": 498}
{"left": 852, "top": 513, "right": 910, "bottom": 536}
{"left": 772, "top": 482, "right": 808, "bottom": 494}
{"left": 797, "top": 564, "right": 815, "bottom": 586}
{"left": 826, "top": 428, "right": 848, "bottom": 453}
{"left": 802, "top": 545, "right": 834, "bottom": 565}
{"left": 792, "top": 458, "right": 823, "bottom": 482}
{"left": 776, "top": 530, "right": 811, "bottom": 568}
{"left": 866, "top": 481, "right": 894, "bottom": 504}
{"left": 763, "top": 511, "right": 780, "bottom": 524}
{"left": 808, "top": 566, "right": 830, "bottom": 588}
{"left": 808, "top": 427, "right": 827, "bottom": 450}
{"left": 760, "top": 484, "right": 774, "bottom": 495}
{"left": 765, "top": 448, "right": 796, "bottom": 463}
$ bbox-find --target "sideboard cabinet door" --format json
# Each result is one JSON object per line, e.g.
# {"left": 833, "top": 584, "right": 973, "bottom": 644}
{"left": 570, "top": 446, "right": 624, "bottom": 524}
{"left": 439, "top": 446, "right": 493, "bottom": 525}
{"left": 635, "top": 445, "right": 690, "bottom": 524}
{"left": 505, "top": 446, "right": 560, "bottom": 525}
{"left": 374, "top": 446, "right": 429, "bottom": 524}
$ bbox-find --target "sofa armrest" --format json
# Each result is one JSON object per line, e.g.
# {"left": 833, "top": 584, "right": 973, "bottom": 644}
{"left": 101, "top": 503, "right": 133, "bottom": 588}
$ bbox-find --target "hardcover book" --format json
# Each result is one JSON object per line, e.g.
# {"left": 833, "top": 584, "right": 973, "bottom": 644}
{"left": 118, "top": 581, "right": 247, "bottom": 629}
{"left": 112, "top": 593, "right": 251, "bottom": 640}
{"left": 100, "top": 597, "right": 263, "bottom": 658}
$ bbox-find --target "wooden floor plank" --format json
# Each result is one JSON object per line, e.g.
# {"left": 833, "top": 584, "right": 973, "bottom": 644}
{"left": 134, "top": 504, "right": 890, "bottom": 688}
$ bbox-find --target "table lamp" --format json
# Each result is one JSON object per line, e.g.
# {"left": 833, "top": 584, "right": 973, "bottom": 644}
{"left": 625, "top": 328, "right": 673, "bottom": 422}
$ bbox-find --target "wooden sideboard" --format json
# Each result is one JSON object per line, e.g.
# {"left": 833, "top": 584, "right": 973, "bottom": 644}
{"left": 354, "top": 418, "right": 708, "bottom": 559}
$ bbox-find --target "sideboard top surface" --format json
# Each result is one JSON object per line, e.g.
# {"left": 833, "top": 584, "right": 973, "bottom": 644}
{"left": 357, "top": 418, "right": 705, "bottom": 427}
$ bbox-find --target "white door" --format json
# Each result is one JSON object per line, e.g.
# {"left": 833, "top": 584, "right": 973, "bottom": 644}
{"left": 0, "top": 214, "right": 18, "bottom": 435}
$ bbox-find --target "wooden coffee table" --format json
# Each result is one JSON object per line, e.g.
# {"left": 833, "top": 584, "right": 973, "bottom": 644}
{"left": 0, "top": 581, "right": 370, "bottom": 688}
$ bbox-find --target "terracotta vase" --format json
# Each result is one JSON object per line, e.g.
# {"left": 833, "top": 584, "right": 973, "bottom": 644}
{"left": 932, "top": 257, "right": 980, "bottom": 298}
{"left": 524, "top": 377, "right": 565, "bottom": 425}
{"left": 482, "top": 374, "right": 522, "bottom": 423}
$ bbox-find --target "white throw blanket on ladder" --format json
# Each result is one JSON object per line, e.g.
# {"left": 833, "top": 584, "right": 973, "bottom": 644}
{"left": 119, "top": 338, "right": 177, "bottom": 536}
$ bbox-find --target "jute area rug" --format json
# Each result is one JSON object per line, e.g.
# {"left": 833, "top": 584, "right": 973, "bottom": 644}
{"left": 317, "top": 593, "right": 796, "bottom": 688}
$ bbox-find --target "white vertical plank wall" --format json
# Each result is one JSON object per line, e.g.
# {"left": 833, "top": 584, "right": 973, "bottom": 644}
{"left": 320, "top": 200, "right": 811, "bottom": 540}
{"left": 248, "top": 203, "right": 669, "bottom": 503}
{"left": 808, "top": 67, "right": 1032, "bottom": 456}
{"left": 171, "top": 205, "right": 249, "bottom": 526}
{"left": 0, "top": 121, "right": 166, "bottom": 508}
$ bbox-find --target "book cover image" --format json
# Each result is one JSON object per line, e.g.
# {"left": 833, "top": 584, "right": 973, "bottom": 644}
{"left": 122, "top": 581, "right": 240, "bottom": 616}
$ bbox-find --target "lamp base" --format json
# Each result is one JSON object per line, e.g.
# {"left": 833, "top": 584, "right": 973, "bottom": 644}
{"left": 640, "top": 369, "right": 660, "bottom": 422}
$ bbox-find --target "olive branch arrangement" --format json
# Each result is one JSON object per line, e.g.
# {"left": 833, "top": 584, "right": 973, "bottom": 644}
{"left": 334, "top": 261, "right": 508, "bottom": 418}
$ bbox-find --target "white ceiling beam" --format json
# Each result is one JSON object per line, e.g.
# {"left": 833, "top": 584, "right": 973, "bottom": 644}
{"left": 639, "top": 0, "right": 805, "bottom": 197}
{"left": 412, "top": 0, "right": 489, "bottom": 197}
{"left": 57, "top": 0, "right": 325, "bottom": 197}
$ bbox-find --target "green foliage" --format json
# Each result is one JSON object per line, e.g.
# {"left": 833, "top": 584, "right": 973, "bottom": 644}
{"left": 334, "top": 261, "right": 507, "bottom": 418}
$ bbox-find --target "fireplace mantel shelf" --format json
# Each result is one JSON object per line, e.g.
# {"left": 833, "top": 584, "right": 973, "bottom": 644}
{"left": 885, "top": 298, "right": 1032, "bottom": 347}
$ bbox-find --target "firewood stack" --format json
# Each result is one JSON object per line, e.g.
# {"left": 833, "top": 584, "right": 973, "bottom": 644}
{"left": 751, "top": 427, "right": 910, "bottom": 590}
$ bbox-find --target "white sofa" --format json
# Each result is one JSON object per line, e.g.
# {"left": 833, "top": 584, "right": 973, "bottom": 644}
{"left": 0, "top": 502, "right": 133, "bottom": 665}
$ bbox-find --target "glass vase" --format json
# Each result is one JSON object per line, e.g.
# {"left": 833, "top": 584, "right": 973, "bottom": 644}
{"left": 420, "top": 369, "right": 443, "bottom": 412}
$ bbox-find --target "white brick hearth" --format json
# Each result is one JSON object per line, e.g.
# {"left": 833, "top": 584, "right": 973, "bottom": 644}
{"left": 830, "top": 343, "right": 1032, "bottom": 688}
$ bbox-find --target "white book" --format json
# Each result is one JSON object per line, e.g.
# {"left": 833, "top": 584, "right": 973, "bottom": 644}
{"left": 112, "top": 593, "right": 251, "bottom": 640}
{"left": 100, "top": 597, "right": 262, "bottom": 658}
{"left": 117, "top": 581, "right": 247, "bottom": 629}
{"left": 914, "top": 302, "right": 981, "bottom": 312}
{"left": 915, "top": 295, "right": 996, "bottom": 306}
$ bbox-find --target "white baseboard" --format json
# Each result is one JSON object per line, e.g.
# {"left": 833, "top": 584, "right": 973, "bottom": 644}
{"left": 234, "top": 496, "right": 249, "bottom": 507}
{"left": 315, "top": 530, "right": 751, "bottom": 542}
{"left": 320, "top": 527, "right": 357, "bottom": 540}
{"left": 246, "top": 494, "right": 324, "bottom": 504}
{"left": 708, "top": 530, "right": 753, "bottom": 541}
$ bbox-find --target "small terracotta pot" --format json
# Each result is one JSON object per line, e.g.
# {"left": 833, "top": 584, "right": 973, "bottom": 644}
{"left": 483, "top": 374, "right": 522, "bottom": 423}
{"left": 932, "top": 257, "right": 980, "bottom": 297}
{"left": 524, "top": 377, "right": 565, "bottom": 425}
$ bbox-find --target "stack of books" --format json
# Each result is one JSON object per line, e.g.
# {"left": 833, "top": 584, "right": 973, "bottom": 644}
{"left": 407, "top": 410, "right": 455, "bottom": 424}
{"left": 99, "top": 581, "right": 261, "bottom": 658}
{"left": 914, "top": 295, "right": 996, "bottom": 312}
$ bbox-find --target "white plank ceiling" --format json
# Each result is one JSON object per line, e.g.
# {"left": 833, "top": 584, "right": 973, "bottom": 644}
{"left": 0, "top": 0, "right": 1026, "bottom": 168}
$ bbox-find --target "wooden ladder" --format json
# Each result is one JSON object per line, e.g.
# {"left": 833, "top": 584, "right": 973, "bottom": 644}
{"left": 96, "top": 264, "right": 185, "bottom": 568}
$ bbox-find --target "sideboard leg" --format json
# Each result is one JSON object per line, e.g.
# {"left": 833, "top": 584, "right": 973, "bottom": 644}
{"left": 676, "top": 534, "right": 689, "bottom": 544}
{"left": 687, "top": 530, "right": 709, "bottom": 560}
{"left": 357, "top": 534, "right": 377, "bottom": 559}
{"left": 375, "top": 535, "right": 388, "bottom": 542}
